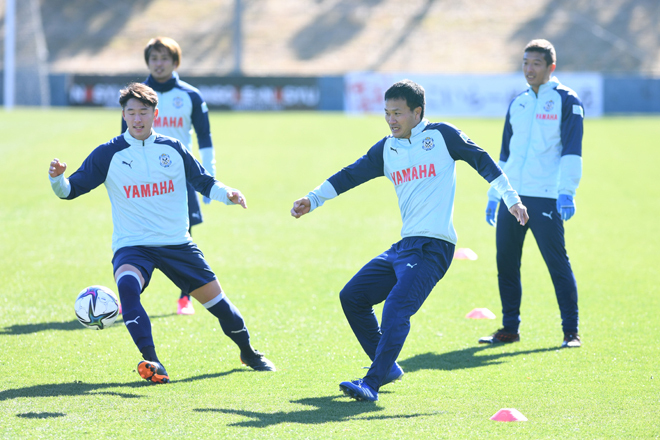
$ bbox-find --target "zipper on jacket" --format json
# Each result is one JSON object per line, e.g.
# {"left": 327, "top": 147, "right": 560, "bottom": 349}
{"left": 141, "top": 140, "right": 151, "bottom": 178}
{"left": 519, "top": 92, "right": 536, "bottom": 192}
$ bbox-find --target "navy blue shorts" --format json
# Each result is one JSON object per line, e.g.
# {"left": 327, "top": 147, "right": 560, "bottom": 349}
{"left": 112, "top": 243, "right": 216, "bottom": 293}
{"left": 187, "top": 182, "right": 203, "bottom": 227}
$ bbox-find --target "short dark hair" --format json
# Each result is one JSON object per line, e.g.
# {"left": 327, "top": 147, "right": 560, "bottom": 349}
{"left": 144, "top": 36, "right": 182, "bottom": 67}
{"left": 384, "top": 79, "right": 425, "bottom": 119}
{"left": 119, "top": 82, "right": 159, "bottom": 109}
{"left": 524, "top": 39, "right": 556, "bottom": 66}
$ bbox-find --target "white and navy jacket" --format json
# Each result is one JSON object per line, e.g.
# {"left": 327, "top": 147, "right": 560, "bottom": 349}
{"left": 121, "top": 72, "right": 216, "bottom": 176}
{"left": 50, "top": 131, "right": 236, "bottom": 253}
{"left": 307, "top": 119, "right": 521, "bottom": 245}
{"left": 489, "top": 76, "right": 583, "bottom": 202}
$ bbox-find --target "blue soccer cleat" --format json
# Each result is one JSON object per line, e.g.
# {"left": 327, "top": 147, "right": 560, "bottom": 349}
{"left": 381, "top": 361, "right": 404, "bottom": 387}
{"left": 339, "top": 379, "right": 378, "bottom": 402}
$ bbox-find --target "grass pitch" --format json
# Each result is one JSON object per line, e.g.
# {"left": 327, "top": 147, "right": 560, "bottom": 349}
{"left": 0, "top": 109, "right": 658, "bottom": 439}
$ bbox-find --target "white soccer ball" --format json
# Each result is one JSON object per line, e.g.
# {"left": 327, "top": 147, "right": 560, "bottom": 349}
{"left": 74, "top": 285, "right": 119, "bottom": 330}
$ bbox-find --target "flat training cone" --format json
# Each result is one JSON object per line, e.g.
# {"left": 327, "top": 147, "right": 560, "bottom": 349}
{"left": 453, "top": 248, "right": 478, "bottom": 260}
{"left": 466, "top": 308, "right": 496, "bottom": 319}
{"left": 490, "top": 408, "right": 528, "bottom": 422}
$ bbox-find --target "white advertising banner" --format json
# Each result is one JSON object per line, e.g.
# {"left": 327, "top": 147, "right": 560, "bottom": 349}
{"left": 345, "top": 72, "right": 603, "bottom": 117}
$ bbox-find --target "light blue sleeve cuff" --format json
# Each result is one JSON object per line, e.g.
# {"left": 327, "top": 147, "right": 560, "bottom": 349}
{"left": 489, "top": 173, "right": 521, "bottom": 208}
{"left": 307, "top": 180, "right": 338, "bottom": 212}
{"left": 200, "top": 147, "right": 216, "bottom": 177}
{"left": 49, "top": 173, "right": 71, "bottom": 198}
{"left": 487, "top": 161, "right": 507, "bottom": 202}
{"left": 559, "top": 154, "right": 582, "bottom": 196}
{"left": 210, "top": 182, "right": 236, "bottom": 205}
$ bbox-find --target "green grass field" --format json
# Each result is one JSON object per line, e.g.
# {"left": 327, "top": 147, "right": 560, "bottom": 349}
{"left": 0, "top": 109, "right": 658, "bottom": 439}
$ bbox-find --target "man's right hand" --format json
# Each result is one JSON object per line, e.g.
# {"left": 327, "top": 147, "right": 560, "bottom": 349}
{"left": 291, "top": 197, "right": 311, "bottom": 219}
{"left": 227, "top": 190, "right": 248, "bottom": 209}
{"left": 508, "top": 202, "right": 529, "bottom": 226}
{"left": 485, "top": 200, "right": 498, "bottom": 226}
{"left": 49, "top": 159, "right": 66, "bottom": 177}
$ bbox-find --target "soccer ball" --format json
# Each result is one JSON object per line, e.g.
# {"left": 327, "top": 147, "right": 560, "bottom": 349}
{"left": 74, "top": 285, "right": 119, "bottom": 330}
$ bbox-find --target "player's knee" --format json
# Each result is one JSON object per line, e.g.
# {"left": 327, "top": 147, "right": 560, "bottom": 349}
{"left": 339, "top": 286, "right": 364, "bottom": 310}
{"left": 115, "top": 264, "right": 144, "bottom": 286}
{"left": 339, "top": 287, "right": 352, "bottom": 305}
{"left": 116, "top": 272, "right": 142, "bottom": 308}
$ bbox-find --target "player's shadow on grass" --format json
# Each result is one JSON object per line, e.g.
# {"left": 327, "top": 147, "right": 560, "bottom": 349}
{"left": 0, "top": 380, "right": 154, "bottom": 402}
{"left": 17, "top": 412, "right": 66, "bottom": 419}
{"left": 195, "top": 395, "right": 437, "bottom": 428}
{"left": 0, "top": 314, "right": 176, "bottom": 335}
{"left": 0, "top": 369, "right": 242, "bottom": 403}
{"left": 399, "top": 345, "right": 558, "bottom": 372}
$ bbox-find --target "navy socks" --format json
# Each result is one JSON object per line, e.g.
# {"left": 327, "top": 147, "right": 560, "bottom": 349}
{"left": 204, "top": 294, "right": 252, "bottom": 353}
{"left": 116, "top": 272, "right": 158, "bottom": 361}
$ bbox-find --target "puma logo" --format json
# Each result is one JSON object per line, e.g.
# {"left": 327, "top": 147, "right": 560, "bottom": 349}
{"left": 542, "top": 211, "right": 553, "bottom": 219}
{"left": 390, "top": 146, "right": 398, "bottom": 154}
{"left": 407, "top": 263, "right": 418, "bottom": 269}
{"left": 122, "top": 160, "right": 133, "bottom": 169}
{"left": 125, "top": 316, "right": 140, "bottom": 326}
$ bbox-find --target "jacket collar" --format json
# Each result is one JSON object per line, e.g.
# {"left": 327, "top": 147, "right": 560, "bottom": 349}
{"left": 410, "top": 119, "right": 429, "bottom": 138}
{"left": 123, "top": 130, "right": 157, "bottom": 146}
{"left": 533, "top": 76, "right": 560, "bottom": 94}
{"left": 393, "top": 119, "right": 429, "bottom": 144}
{"left": 145, "top": 71, "right": 180, "bottom": 93}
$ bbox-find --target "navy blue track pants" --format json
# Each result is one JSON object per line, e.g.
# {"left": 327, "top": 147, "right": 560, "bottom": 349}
{"left": 339, "top": 236, "right": 454, "bottom": 391}
{"left": 496, "top": 196, "right": 579, "bottom": 333}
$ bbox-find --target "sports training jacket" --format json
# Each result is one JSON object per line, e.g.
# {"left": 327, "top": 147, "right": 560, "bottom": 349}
{"left": 489, "top": 76, "right": 583, "bottom": 201}
{"left": 49, "top": 131, "right": 236, "bottom": 253}
{"left": 307, "top": 119, "right": 520, "bottom": 245}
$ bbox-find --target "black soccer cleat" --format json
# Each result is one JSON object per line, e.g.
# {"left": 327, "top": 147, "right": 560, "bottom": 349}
{"left": 562, "top": 333, "right": 581, "bottom": 348}
{"left": 478, "top": 328, "right": 520, "bottom": 344}
{"left": 240, "top": 350, "right": 276, "bottom": 371}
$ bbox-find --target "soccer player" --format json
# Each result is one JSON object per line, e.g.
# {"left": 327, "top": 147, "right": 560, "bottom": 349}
{"left": 479, "top": 39, "right": 584, "bottom": 348}
{"left": 121, "top": 36, "right": 216, "bottom": 315}
{"left": 291, "top": 79, "right": 529, "bottom": 401}
{"left": 50, "top": 83, "right": 275, "bottom": 383}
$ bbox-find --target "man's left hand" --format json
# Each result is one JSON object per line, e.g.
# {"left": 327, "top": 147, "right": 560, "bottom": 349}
{"left": 557, "top": 194, "right": 576, "bottom": 221}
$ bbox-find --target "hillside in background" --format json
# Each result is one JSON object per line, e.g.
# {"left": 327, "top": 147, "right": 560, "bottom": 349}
{"left": 1, "top": 0, "right": 659, "bottom": 76}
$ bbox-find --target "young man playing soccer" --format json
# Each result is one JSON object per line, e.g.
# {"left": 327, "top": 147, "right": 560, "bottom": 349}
{"left": 50, "top": 82, "right": 275, "bottom": 383}
{"left": 121, "top": 36, "right": 217, "bottom": 315}
{"left": 479, "top": 39, "right": 584, "bottom": 348}
{"left": 291, "top": 79, "right": 529, "bottom": 401}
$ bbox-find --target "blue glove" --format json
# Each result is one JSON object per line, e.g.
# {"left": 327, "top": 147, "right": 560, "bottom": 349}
{"left": 556, "top": 194, "right": 575, "bottom": 221}
{"left": 203, "top": 196, "right": 212, "bottom": 205}
{"left": 485, "top": 200, "right": 498, "bottom": 226}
